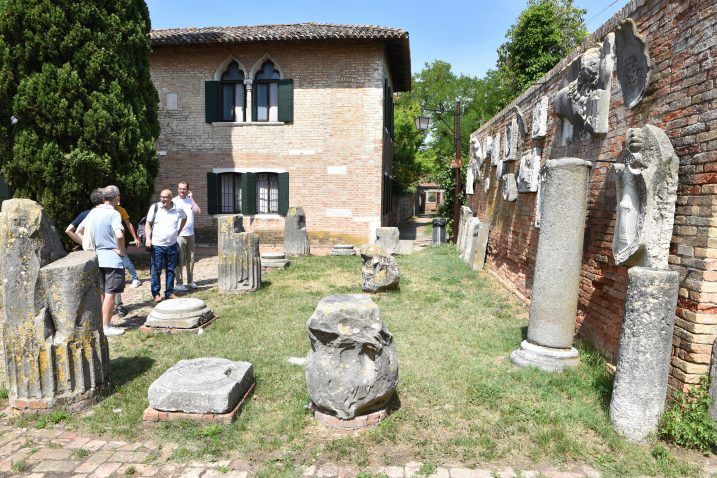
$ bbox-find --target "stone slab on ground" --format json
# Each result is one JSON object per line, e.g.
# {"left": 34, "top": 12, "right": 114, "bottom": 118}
{"left": 148, "top": 358, "right": 254, "bottom": 414}
{"left": 144, "top": 382, "right": 255, "bottom": 424}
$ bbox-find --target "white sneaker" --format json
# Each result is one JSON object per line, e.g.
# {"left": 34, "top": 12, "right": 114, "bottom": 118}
{"left": 103, "top": 326, "right": 125, "bottom": 337}
{"left": 130, "top": 279, "right": 141, "bottom": 288}
{"left": 188, "top": 282, "right": 198, "bottom": 289}
{"left": 174, "top": 284, "right": 188, "bottom": 292}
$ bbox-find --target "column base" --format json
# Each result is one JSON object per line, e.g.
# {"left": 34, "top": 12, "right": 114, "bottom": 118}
{"left": 509, "top": 340, "right": 580, "bottom": 372}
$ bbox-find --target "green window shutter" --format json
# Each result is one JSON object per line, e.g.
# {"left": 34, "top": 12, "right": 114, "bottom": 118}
{"left": 206, "top": 172, "right": 218, "bottom": 214}
{"left": 205, "top": 81, "right": 221, "bottom": 123}
{"left": 278, "top": 172, "right": 289, "bottom": 215}
{"left": 277, "top": 79, "right": 294, "bottom": 122}
{"left": 241, "top": 172, "right": 256, "bottom": 215}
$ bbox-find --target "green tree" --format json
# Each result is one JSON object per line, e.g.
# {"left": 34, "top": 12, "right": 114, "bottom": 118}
{"left": 497, "top": 0, "right": 588, "bottom": 101}
{"left": 0, "top": 0, "right": 159, "bottom": 227}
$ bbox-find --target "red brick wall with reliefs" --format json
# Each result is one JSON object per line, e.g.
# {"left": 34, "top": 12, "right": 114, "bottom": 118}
{"left": 468, "top": 0, "right": 717, "bottom": 392}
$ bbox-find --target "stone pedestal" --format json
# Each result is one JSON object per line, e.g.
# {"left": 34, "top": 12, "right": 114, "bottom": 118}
{"left": 331, "top": 244, "right": 355, "bottom": 256}
{"left": 375, "top": 227, "right": 400, "bottom": 255}
{"left": 1, "top": 199, "right": 109, "bottom": 412}
{"left": 218, "top": 215, "right": 261, "bottom": 292}
{"left": 609, "top": 267, "right": 678, "bottom": 442}
{"left": 261, "top": 252, "right": 290, "bottom": 270}
{"left": 471, "top": 223, "right": 491, "bottom": 271}
{"left": 284, "top": 206, "right": 310, "bottom": 256}
{"left": 142, "top": 298, "right": 214, "bottom": 333}
{"left": 306, "top": 294, "right": 398, "bottom": 421}
{"left": 510, "top": 158, "right": 592, "bottom": 371}
{"left": 360, "top": 245, "right": 400, "bottom": 292}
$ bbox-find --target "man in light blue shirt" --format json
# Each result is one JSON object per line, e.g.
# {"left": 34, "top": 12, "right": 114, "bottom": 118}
{"left": 77, "top": 185, "right": 127, "bottom": 336}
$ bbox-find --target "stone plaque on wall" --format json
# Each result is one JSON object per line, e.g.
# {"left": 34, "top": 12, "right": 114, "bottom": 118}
{"left": 503, "top": 119, "right": 518, "bottom": 162}
{"left": 502, "top": 174, "right": 518, "bottom": 202}
{"left": 491, "top": 132, "right": 500, "bottom": 166}
{"left": 532, "top": 96, "right": 549, "bottom": 139}
{"left": 615, "top": 18, "right": 651, "bottom": 109}
{"left": 517, "top": 147, "right": 542, "bottom": 193}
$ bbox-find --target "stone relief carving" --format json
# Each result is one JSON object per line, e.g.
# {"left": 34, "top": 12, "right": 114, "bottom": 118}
{"left": 484, "top": 176, "right": 491, "bottom": 193}
{"left": 503, "top": 119, "right": 518, "bottom": 161}
{"left": 491, "top": 132, "right": 500, "bottom": 166}
{"left": 612, "top": 125, "right": 678, "bottom": 270}
{"left": 466, "top": 159, "right": 478, "bottom": 195}
{"left": 615, "top": 18, "right": 651, "bottom": 109}
{"left": 534, "top": 168, "right": 546, "bottom": 229}
{"left": 470, "top": 136, "right": 483, "bottom": 166}
{"left": 514, "top": 105, "right": 528, "bottom": 138}
{"left": 555, "top": 33, "right": 615, "bottom": 137}
{"left": 517, "top": 147, "right": 542, "bottom": 193}
{"left": 502, "top": 174, "right": 518, "bottom": 202}
{"left": 495, "top": 159, "right": 504, "bottom": 182}
{"left": 532, "top": 96, "right": 549, "bottom": 139}
{"left": 483, "top": 136, "right": 493, "bottom": 163}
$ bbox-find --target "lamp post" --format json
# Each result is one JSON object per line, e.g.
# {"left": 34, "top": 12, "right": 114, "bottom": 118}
{"left": 415, "top": 100, "right": 462, "bottom": 241}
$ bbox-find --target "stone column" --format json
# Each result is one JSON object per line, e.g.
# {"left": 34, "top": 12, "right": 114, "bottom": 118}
{"left": 244, "top": 80, "right": 253, "bottom": 123}
{"left": 510, "top": 158, "right": 592, "bottom": 371}
{"left": 218, "top": 215, "right": 261, "bottom": 292}
{"left": 609, "top": 267, "right": 678, "bottom": 441}
{"left": 284, "top": 207, "right": 310, "bottom": 256}
{"left": 1, "top": 199, "right": 109, "bottom": 412}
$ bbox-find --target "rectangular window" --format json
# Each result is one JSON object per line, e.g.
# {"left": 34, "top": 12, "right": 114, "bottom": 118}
{"left": 220, "top": 173, "right": 242, "bottom": 213}
{"left": 256, "top": 173, "right": 278, "bottom": 213}
{"left": 269, "top": 83, "right": 278, "bottom": 122}
{"left": 256, "top": 83, "right": 268, "bottom": 121}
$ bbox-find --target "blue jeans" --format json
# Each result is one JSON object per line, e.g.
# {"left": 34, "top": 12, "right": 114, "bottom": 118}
{"left": 123, "top": 254, "right": 139, "bottom": 281}
{"left": 150, "top": 243, "right": 178, "bottom": 298}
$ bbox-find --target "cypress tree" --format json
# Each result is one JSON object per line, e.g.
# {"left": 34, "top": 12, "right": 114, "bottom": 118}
{"left": 0, "top": 0, "right": 159, "bottom": 226}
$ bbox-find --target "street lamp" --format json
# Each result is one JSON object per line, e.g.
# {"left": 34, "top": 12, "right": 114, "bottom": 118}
{"left": 415, "top": 100, "right": 462, "bottom": 241}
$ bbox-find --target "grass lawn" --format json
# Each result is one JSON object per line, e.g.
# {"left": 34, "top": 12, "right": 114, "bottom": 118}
{"left": 0, "top": 246, "right": 703, "bottom": 477}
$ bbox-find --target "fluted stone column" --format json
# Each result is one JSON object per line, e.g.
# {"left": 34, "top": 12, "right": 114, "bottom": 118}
{"left": 284, "top": 207, "right": 310, "bottom": 256}
{"left": 1, "top": 199, "right": 109, "bottom": 412}
{"left": 510, "top": 158, "right": 592, "bottom": 371}
{"left": 218, "top": 215, "right": 261, "bottom": 292}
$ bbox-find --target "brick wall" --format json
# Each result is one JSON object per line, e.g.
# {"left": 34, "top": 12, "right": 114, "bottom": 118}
{"left": 468, "top": 0, "right": 717, "bottom": 391}
{"left": 150, "top": 40, "right": 395, "bottom": 246}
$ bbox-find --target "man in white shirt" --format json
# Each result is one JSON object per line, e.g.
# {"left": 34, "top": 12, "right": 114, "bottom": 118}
{"left": 76, "top": 185, "right": 126, "bottom": 337}
{"left": 173, "top": 181, "right": 201, "bottom": 292}
{"left": 145, "top": 189, "right": 187, "bottom": 302}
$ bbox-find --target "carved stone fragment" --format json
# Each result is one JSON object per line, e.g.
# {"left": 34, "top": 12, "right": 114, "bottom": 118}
{"left": 503, "top": 119, "right": 518, "bottom": 161}
{"left": 471, "top": 223, "right": 491, "bottom": 271}
{"left": 532, "top": 96, "right": 549, "bottom": 139}
{"left": 145, "top": 298, "right": 214, "bottom": 329}
{"left": 502, "top": 174, "right": 518, "bottom": 202}
{"left": 1, "top": 199, "right": 109, "bottom": 412}
{"left": 495, "top": 160, "right": 504, "bottom": 182}
{"left": 555, "top": 33, "right": 615, "bottom": 137}
{"left": 612, "top": 125, "right": 678, "bottom": 270}
{"left": 218, "top": 215, "right": 261, "bottom": 292}
{"left": 284, "top": 206, "right": 310, "bottom": 256}
{"left": 306, "top": 294, "right": 398, "bottom": 419}
{"left": 513, "top": 105, "right": 528, "bottom": 138}
{"left": 375, "top": 227, "right": 400, "bottom": 255}
{"left": 483, "top": 136, "right": 493, "bottom": 163}
{"left": 470, "top": 135, "right": 483, "bottom": 166}
{"left": 484, "top": 176, "right": 491, "bottom": 193}
{"left": 456, "top": 206, "right": 472, "bottom": 252}
{"left": 517, "top": 147, "right": 542, "bottom": 193}
{"left": 462, "top": 218, "right": 481, "bottom": 266}
{"left": 360, "top": 245, "right": 400, "bottom": 292}
{"left": 615, "top": 18, "right": 651, "bottom": 108}
{"left": 491, "top": 132, "right": 500, "bottom": 166}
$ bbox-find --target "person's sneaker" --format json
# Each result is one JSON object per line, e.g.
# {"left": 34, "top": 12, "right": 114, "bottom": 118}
{"left": 167, "top": 293, "right": 179, "bottom": 300}
{"left": 153, "top": 295, "right": 163, "bottom": 303}
{"left": 115, "top": 305, "right": 128, "bottom": 318}
{"left": 103, "top": 325, "right": 125, "bottom": 337}
{"left": 130, "top": 278, "right": 141, "bottom": 288}
{"left": 187, "top": 282, "right": 199, "bottom": 289}
{"left": 174, "top": 284, "right": 188, "bottom": 292}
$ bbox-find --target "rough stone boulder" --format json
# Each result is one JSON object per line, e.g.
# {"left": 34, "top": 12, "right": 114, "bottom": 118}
{"left": 306, "top": 294, "right": 398, "bottom": 419}
{"left": 360, "top": 245, "right": 400, "bottom": 292}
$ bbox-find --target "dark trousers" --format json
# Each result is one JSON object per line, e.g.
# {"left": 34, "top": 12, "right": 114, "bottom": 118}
{"left": 150, "top": 243, "right": 178, "bottom": 298}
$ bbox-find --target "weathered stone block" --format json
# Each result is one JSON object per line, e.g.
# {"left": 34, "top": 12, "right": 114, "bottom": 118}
{"left": 532, "top": 96, "right": 549, "bottom": 139}
{"left": 148, "top": 358, "right": 254, "bottom": 414}
{"left": 471, "top": 223, "right": 491, "bottom": 271}
{"left": 375, "top": 227, "right": 400, "bottom": 255}
{"left": 306, "top": 294, "right": 398, "bottom": 419}
{"left": 610, "top": 267, "right": 678, "bottom": 442}
{"left": 145, "top": 298, "right": 214, "bottom": 329}
{"left": 517, "top": 148, "right": 542, "bottom": 193}
{"left": 462, "top": 218, "right": 481, "bottom": 266}
{"left": 218, "top": 215, "right": 261, "bottom": 292}
{"left": 284, "top": 206, "right": 310, "bottom": 256}
{"left": 360, "top": 245, "right": 400, "bottom": 292}
{"left": 502, "top": 174, "right": 518, "bottom": 202}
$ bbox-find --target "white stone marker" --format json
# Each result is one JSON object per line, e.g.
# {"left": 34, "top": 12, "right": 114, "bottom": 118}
{"left": 145, "top": 298, "right": 214, "bottom": 329}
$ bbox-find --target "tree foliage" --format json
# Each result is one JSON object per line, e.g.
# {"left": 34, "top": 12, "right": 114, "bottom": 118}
{"left": 0, "top": 0, "right": 159, "bottom": 227}
{"left": 497, "top": 0, "right": 588, "bottom": 101}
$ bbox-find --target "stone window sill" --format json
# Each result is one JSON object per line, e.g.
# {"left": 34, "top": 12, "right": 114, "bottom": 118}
{"left": 211, "top": 121, "right": 284, "bottom": 127}
{"left": 212, "top": 213, "right": 284, "bottom": 220}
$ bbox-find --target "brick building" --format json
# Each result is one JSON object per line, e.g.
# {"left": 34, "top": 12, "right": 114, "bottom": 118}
{"left": 467, "top": 0, "right": 716, "bottom": 392}
{"left": 149, "top": 23, "right": 410, "bottom": 246}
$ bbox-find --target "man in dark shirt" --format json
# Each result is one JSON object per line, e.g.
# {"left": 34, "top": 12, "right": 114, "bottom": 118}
{"left": 66, "top": 188, "right": 104, "bottom": 246}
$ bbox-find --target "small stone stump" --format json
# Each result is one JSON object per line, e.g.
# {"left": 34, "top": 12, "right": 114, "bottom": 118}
{"left": 218, "top": 215, "right": 261, "bottom": 292}
{"left": 331, "top": 244, "right": 355, "bottom": 256}
{"left": 284, "top": 206, "right": 310, "bottom": 256}
{"left": 140, "top": 298, "right": 215, "bottom": 334}
{"left": 360, "top": 245, "right": 400, "bottom": 293}
{"left": 144, "top": 358, "right": 254, "bottom": 424}
{"left": 375, "top": 227, "right": 400, "bottom": 255}
{"left": 261, "top": 252, "right": 290, "bottom": 271}
{"left": 306, "top": 294, "right": 398, "bottom": 428}
{"left": 432, "top": 218, "right": 447, "bottom": 246}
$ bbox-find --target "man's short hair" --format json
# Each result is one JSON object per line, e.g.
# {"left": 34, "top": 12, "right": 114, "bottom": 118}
{"left": 178, "top": 181, "right": 188, "bottom": 188}
{"left": 103, "top": 185, "right": 120, "bottom": 201}
{"left": 90, "top": 188, "right": 104, "bottom": 206}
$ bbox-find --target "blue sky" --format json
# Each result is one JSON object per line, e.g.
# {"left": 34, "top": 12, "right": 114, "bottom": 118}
{"left": 145, "top": 0, "right": 629, "bottom": 79}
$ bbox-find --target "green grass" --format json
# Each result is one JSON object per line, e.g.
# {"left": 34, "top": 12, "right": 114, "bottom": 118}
{"left": 67, "top": 247, "right": 698, "bottom": 477}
